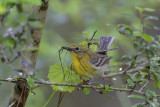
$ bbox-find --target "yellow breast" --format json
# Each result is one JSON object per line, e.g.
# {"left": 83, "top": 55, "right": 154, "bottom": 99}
{"left": 71, "top": 53, "right": 97, "bottom": 78}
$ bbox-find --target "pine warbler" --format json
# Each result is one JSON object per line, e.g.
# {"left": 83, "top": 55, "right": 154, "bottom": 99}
{"left": 62, "top": 36, "right": 115, "bottom": 78}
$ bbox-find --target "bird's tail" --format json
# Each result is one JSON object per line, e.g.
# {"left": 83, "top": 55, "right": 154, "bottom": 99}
{"left": 99, "top": 36, "right": 115, "bottom": 52}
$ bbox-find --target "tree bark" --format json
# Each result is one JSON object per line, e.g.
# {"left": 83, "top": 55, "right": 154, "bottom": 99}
{"left": 8, "top": 0, "right": 49, "bottom": 106}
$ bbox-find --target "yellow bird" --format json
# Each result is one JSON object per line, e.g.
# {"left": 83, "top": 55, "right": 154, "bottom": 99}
{"left": 62, "top": 36, "right": 115, "bottom": 78}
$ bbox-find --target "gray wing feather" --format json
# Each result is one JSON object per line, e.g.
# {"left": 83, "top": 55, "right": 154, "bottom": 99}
{"left": 90, "top": 56, "right": 112, "bottom": 67}
{"left": 99, "top": 36, "right": 115, "bottom": 51}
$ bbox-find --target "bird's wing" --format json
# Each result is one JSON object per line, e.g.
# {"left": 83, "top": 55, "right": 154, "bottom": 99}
{"left": 98, "top": 36, "right": 115, "bottom": 55}
{"left": 90, "top": 54, "right": 112, "bottom": 67}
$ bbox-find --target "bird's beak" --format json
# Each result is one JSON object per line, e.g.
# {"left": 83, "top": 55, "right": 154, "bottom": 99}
{"left": 62, "top": 46, "right": 73, "bottom": 51}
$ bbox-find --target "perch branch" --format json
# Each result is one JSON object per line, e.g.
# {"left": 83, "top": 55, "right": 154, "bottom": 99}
{"left": 1, "top": 78, "right": 160, "bottom": 98}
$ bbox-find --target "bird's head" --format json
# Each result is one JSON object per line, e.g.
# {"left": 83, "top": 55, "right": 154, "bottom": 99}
{"left": 62, "top": 45, "right": 89, "bottom": 60}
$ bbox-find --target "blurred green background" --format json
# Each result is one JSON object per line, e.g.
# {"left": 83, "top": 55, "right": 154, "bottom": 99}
{"left": 1, "top": 0, "right": 160, "bottom": 106}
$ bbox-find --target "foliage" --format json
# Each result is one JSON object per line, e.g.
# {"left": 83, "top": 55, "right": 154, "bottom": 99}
{"left": 0, "top": 0, "right": 160, "bottom": 107}
{"left": 102, "top": 85, "right": 110, "bottom": 94}
{"left": 115, "top": 7, "right": 160, "bottom": 106}
{"left": 0, "top": 0, "right": 42, "bottom": 67}
{"left": 47, "top": 6, "right": 160, "bottom": 106}
{"left": 83, "top": 88, "right": 90, "bottom": 94}
{"left": 48, "top": 64, "right": 80, "bottom": 93}
{"left": 0, "top": 0, "right": 44, "bottom": 106}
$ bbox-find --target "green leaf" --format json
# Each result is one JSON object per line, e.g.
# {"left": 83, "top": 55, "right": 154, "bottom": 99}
{"left": 126, "top": 79, "right": 135, "bottom": 86}
{"left": 21, "top": 0, "right": 41, "bottom": 6}
{"left": 121, "top": 55, "right": 133, "bottom": 61}
{"left": 152, "top": 74, "right": 160, "bottom": 89}
{"left": 133, "top": 102, "right": 146, "bottom": 107}
{"left": 135, "top": 7, "right": 155, "bottom": 14}
{"left": 0, "top": 0, "right": 17, "bottom": 14}
{"left": 0, "top": 6, "right": 6, "bottom": 14}
{"left": 19, "top": 12, "right": 27, "bottom": 23}
{"left": 144, "top": 24, "right": 160, "bottom": 30}
{"left": 147, "top": 100, "right": 159, "bottom": 107}
{"left": 4, "top": 39, "right": 15, "bottom": 48}
{"left": 140, "top": 34, "right": 152, "bottom": 43}
{"left": 89, "top": 44, "right": 98, "bottom": 52}
{"left": 152, "top": 57, "right": 160, "bottom": 62}
{"left": 48, "top": 64, "right": 80, "bottom": 93}
{"left": 96, "top": 83, "right": 103, "bottom": 87}
{"left": 128, "top": 95, "right": 144, "bottom": 99}
{"left": 135, "top": 7, "right": 144, "bottom": 14}
{"left": 79, "top": 41, "right": 88, "bottom": 47}
{"left": 150, "top": 61, "right": 159, "bottom": 72}
{"left": 27, "top": 76, "right": 35, "bottom": 88}
{"left": 144, "top": 8, "right": 155, "bottom": 12}
{"left": 131, "top": 60, "right": 136, "bottom": 67}
{"left": 82, "top": 32, "right": 90, "bottom": 37}
{"left": 118, "top": 24, "right": 133, "bottom": 36}
{"left": 83, "top": 88, "right": 90, "bottom": 94}
{"left": 102, "top": 85, "right": 110, "bottom": 93}
{"left": 144, "top": 16, "right": 159, "bottom": 21}
{"left": 145, "top": 89, "right": 157, "bottom": 100}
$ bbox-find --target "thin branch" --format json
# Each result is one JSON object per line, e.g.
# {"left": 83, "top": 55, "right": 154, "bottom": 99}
{"left": 31, "top": 83, "right": 44, "bottom": 90}
{"left": 9, "top": 100, "right": 17, "bottom": 107}
{"left": 90, "top": 30, "right": 97, "bottom": 41}
{"left": 1, "top": 78, "right": 160, "bottom": 97}
{"left": 0, "top": 78, "right": 17, "bottom": 83}
{"left": 34, "top": 81, "right": 146, "bottom": 96}
{"left": 104, "top": 61, "right": 148, "bottom": 78}
{"left": 57, "top": 92, "right": 65, "bottom": 107}
{"left": 110, "top": 87, "right": 144, "bottom": 95}
{"left": 138, "top": 81, "right": 149, "bottom": 92}
{"left": 0, "top": 45, "right": 15, "bottom": 71}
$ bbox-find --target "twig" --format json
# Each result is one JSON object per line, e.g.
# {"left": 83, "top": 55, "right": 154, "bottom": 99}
{"left": 0, "top": 78, "right": 17, "bottom": 83}
{"left": 134, "top": 51, "right": 143, "bottom": 60}
{"left": 32, "top": 83, "right": 44, "bottom": 90}
{"left": 110, "top": 87, "right": 144, "bottom": 95}
{"left": 138, "top": 81, "right": 149, "bottom": 92}
{"left": 35, "top": 81, "right": 146, "bottom": 96}
{"left": 104, "top": 61, "right": 148, "bottom": 78}
{"left": 90, "top": 30, "right": 97, "bottom": 41}
{"left": 9, "top": 100, "right": 17, "bottom": 107}
{"left": 0, "top": 45, "right": 15, "bottom": 71}
{"left": 16, "top": 86, "right": 24, "bottom": 107}
{"left": 0, "top": 78, "right": 160, "bottom": 97}
{"left": 57, "top": 92, "right": 65, "bottom": 107}
{"left": 8, "top": 51, "right": 21, "bottom": 64}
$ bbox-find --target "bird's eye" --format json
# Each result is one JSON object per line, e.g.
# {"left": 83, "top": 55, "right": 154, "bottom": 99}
{"left": 75, "top": 47, "right": 79, "bottom": 50}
